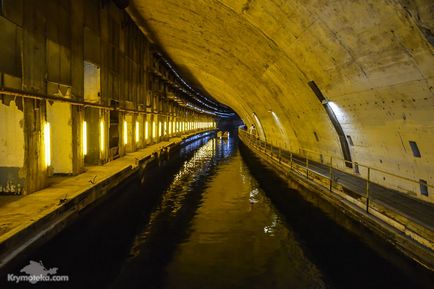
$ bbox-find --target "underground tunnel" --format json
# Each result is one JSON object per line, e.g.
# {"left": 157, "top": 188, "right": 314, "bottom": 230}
{"left": 0, "top": 0, "right": 433, "bottom": 288}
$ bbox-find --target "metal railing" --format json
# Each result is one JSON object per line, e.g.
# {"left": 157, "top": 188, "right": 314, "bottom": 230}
{"left": 238, "top": 129, "right": 433, "bottom": 211}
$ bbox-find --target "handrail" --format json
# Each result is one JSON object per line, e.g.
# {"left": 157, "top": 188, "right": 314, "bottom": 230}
{"left": 298, "top": 146, "right": 426, "bottom": 185}
{"left": 238, "top": 129, "right": 434, "bottom": 191}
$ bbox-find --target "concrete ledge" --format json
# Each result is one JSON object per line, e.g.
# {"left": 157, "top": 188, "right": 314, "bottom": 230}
{"left": 239, "top": 138, "right": 434, "bottom": 271}
{"left": 0, "top": 130, "right": 215, "bottom": 272}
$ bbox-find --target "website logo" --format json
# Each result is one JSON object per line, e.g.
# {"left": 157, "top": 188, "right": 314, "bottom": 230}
{"left": 7, "top": 260, "right": 69, "bottom": 284}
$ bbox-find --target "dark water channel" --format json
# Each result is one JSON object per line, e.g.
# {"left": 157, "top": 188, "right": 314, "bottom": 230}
{"left": 2, "top": 131, "right": 433, "bottom": 289}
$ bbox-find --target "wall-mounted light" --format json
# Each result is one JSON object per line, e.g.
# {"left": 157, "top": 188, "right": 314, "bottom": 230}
{"left": 159, "top": 121, "right": 162, "bottom": 137}
{"left": 135, "top": 121, "right": 140, "bottom": 143}
{"left": 271, "top": 111, "right": 279, "bottom": 122}
{"left": 328, "top": 101, "right": 342, "bottom": 117}
{"left": 123, "top": 120, "right": 128, "bottom": 145}
{"left": 308, "top": 80, "right": 352, "bottom": 168}
{"left": 145, "top": 121, "right": 149, "bottom": 140}
{"left": 82, "top": 121, "right": 87, "bottom": 156}
{"left": 44, "top": 122, "right": 51, "bottom": 167}
{"left": 100, "top": 120, "right": 104, "bottom": 152}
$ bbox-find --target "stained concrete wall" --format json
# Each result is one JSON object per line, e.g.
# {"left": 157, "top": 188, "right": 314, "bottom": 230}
{"left": 128, "top": 0, "right": 434, "bottom": 203}
{"left": 0, "top": 0, "right": 215, "bottom": 194}
{"left": 0, "top": 99, "right": 25, "bottom": 194}
{"left": 46, "top": 102, "right": 73, "bottom": 174}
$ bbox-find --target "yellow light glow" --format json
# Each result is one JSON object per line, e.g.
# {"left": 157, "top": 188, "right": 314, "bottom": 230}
{"left": 83, "top": 121, "right": 87, "bottom": 156}
{"left": 44, "top": 122, "right": 51, "bottom": 167}
{"left": 159, "top": 121, "right": 162, "bottom": 137}
{"left": 169, "top": 121, "right": 172, "bottom": 135}
{"left": 100, "top": 120, "right": 104, "bottom": 152}
{"left": 164, "top": 121, "right": 167, "bottom": 136}
{"left": 123, "top": 120, "right": 128, "bottom": 145}
{"left": 145, "top": 121, "right": 149, "bottom": 140}
{"left": 328, "top": 101, "right": 346, "bottom": 121}
{"left": 135, "top": 121, "right": 139, "bottom": 143}
{"left": 152, "top": 121, "right": 156, "bottom": 139}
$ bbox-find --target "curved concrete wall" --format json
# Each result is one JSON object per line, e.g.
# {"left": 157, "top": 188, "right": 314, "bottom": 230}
{"left": 128, "top": 0, "right": 434, "bottom": 202}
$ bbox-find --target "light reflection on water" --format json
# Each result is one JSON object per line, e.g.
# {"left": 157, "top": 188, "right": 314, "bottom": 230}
{"left": 162, "top": 140, "right": 326, "bottom": 289}
{"left": 116, "top": 135, "right": 326, "bottom": 289}
{"left": 128, "top": 138, "right": 218, "bottom": 258}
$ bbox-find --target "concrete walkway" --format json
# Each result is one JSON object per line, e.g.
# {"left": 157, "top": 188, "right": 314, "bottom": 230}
{"left": 285, "top": 152, "right": 434, "bottom": 230}
{"left": 0, "top": 130, "right": 214, "bottom": 269}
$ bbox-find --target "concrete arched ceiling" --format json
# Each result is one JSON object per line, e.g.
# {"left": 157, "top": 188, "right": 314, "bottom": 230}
{"left": 128, "top": 0, "right": 434, "bottom": 197}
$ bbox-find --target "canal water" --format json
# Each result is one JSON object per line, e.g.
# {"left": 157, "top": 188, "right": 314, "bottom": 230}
{"left": 3, "top": 131, "right": 434, "bottom": 289}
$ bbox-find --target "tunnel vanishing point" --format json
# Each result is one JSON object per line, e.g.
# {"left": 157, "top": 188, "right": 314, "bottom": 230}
{"left": 0, "top": 0, "right": 434, "bottom": 275}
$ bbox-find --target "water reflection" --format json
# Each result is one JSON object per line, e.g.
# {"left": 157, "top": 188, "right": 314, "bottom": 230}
{"left": 129, "top": 139, "right": 217, "bottom": 258}
{"left": 249, "top": 188, "right": 259, "bottom": 204}
{"left": 162, "top": 146, "right": 326, "bottom": 289}
{"left": 111, "top": 136, "right": 239, "bottom": 289}
{"left": 263, "top": 214, "right": 278, "bottom": 236}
